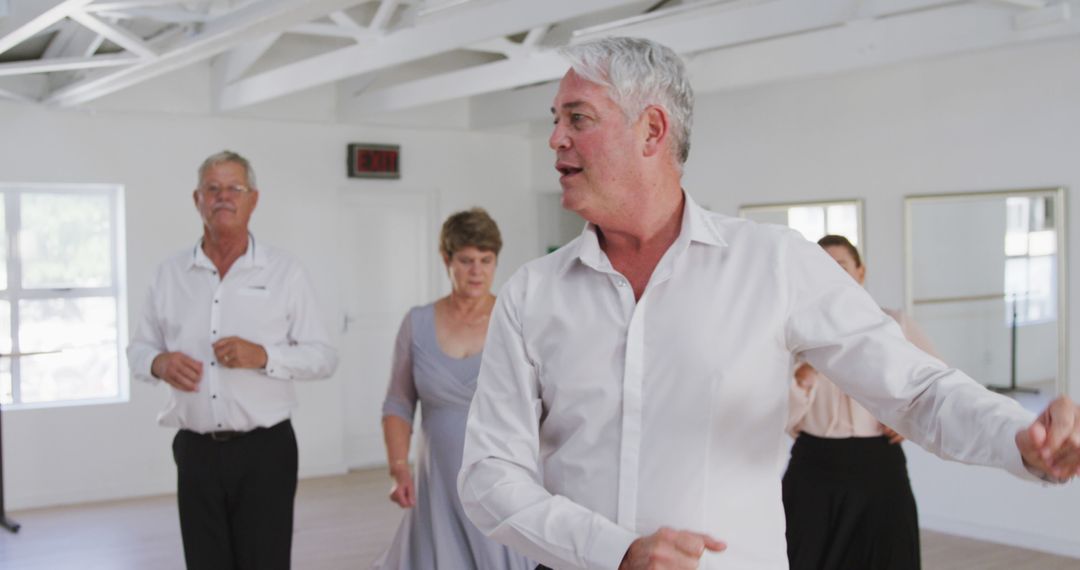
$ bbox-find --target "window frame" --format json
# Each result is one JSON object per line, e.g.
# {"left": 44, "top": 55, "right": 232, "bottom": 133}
{"left": 1004, "top": 196, "right": 1057, "bottom": 326}
{"left": 738, "top": 198, "right": 865, "bottom": 250}
{"left": 0, "top": 182, "right": 128, "bottom": 410}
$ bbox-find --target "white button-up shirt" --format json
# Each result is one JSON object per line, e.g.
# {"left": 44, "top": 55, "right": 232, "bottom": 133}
{"left": 459, "top": 193, "right": 1035, "bottom": 570}
{"left": 128, "top": 236, "right": 338, "bottom": 433}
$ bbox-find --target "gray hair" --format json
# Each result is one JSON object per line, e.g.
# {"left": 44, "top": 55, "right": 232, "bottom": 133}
{"left": 560, "top": 37, "right": 694, "bottom": 165}
{"left": 197, "top": 150, "right": 257, "bottom": 189}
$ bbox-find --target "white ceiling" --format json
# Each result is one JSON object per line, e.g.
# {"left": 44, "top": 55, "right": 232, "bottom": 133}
{"left": 0, "top": 0, "right": 1077, "bottom": 128}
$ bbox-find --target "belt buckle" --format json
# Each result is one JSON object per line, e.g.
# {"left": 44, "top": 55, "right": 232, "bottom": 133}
{"left": 210, "top": 431, "right": 232, "bottom": 442}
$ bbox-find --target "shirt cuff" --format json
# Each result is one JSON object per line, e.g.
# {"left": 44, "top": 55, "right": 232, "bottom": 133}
{"left": 1001, "top": 415, "right": 1046, "bottom": 483}
{"left": 263, "top": 345, "right": 290, "bottom": 380}
{"left": 585, "top": 517, "right": 637, "bottom": 570}
{"left": 135, "top": 351, "right": 162, "bottom": 385}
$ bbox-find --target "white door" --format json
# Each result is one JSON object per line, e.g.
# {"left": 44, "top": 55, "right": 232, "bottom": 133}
{"left": 338, "top": 190, "right": 438, "bottom": 468}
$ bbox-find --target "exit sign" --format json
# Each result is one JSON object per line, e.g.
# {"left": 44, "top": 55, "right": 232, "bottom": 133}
{"left": 348, "top": 143, "right": 400, "bottom": 179}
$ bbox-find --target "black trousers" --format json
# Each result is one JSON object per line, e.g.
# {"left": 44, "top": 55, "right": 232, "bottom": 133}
{"left": 783, "top": 433, "right": 920, "bottom": 570}
{"left": 173, "top": 420, "right": 298, "bottom": 570}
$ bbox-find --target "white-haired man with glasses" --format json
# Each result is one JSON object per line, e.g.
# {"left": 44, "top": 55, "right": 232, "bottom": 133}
{"left": 128, "top": 150, "right": 337, "bottom": 569}
{"left": 458, "top": 37, "right": 1080, "bottom": 570}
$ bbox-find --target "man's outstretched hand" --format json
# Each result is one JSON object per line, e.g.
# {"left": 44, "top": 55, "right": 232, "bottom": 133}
{"left": 1016, "top": 395, "right": 1080, "bottom": 482}
{"left": 619, "top": 527, "right": 726, "bottom": 570}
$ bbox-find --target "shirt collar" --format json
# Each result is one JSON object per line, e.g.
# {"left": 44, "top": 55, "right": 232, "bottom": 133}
{"left": 188, "top": 233, "right": 263, "bottom": 271}
{"left": 564, "top": 191, "right": 727, "bottom": 275}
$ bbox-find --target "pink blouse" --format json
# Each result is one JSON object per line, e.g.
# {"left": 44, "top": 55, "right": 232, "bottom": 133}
{"left": 787, "top": 308, "right": 941, "bottom": 438}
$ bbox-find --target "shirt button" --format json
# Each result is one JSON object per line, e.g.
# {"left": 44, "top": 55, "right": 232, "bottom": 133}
{"left": 210, "top": 362, "right": 216, "bottom": 366}
{"left": 212, "top": 394, "right": 217, "bottom": 399}
{"left": 217, "top": 423, "right": 223, "bottom": 428}
{"left": 214, "top": 299, "right": 219, "bottom": 304}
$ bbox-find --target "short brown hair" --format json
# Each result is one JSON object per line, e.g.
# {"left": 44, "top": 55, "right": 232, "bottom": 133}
{"left": 817, "top": 234, "right": 862, "bottom": 267}
{"left": 440, "top": 208, "right": 502, "bottom": 258}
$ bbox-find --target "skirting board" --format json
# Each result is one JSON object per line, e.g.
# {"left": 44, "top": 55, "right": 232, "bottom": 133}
{"left": 921, "top": 514, "right": 1080, "bottom": 560}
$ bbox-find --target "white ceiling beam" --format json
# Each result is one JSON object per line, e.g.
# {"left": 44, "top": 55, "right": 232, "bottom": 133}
{"left": 467, "top": 0, "right": 1080, "bottom": 130}
{"left": 0, "top": 54, "right": 137, "bottom": 76}
{"left": 352, "top": 51, "right": 566, "bottom": 114}
{"left": 0, "top": 0, "right": 95, "bottom": 57}
{"left": 288, "top": 22, "right": 375, "bottom": 39}
{"left": 689, "top": 0, "right": 1080, "bottom": 93}
{"left": 369, "top": 0, "right": 402, "bottom": 31}
{"left": 68, "top": 10, "right": 159, "bottom": 59}
{"left": 45, "top": 0, "right": 369, "bottom": 107}
{"left": 347, "top": 0, "right": 896, "bottom": 115}
{"left": 571, "top": 0, "right": 963, "bottom": 54}
{"left": 522, "top": 25, "right": 548, "bottom": 49}
{"left": 329, "top": 10, "right": 363, "bottom": 29}
{"left": 466, "top": 37, "right": 525, "bottom": 57}
{"left": 990, "top": 0, "right": 1048, "bottom": 8}
{"left": 91, "top": 8, "right": 213, "bottom": 24}
{"left": 219, "top": 0, "right": 631, "bottom": 111}
{"left": 42, "top": 20, "right": 82, "bottom": 58}
{"left": 84, "top": 0, "right": 187, "bottom": 11}
{"left": 216, "top": 33, "right": 282, "bottom": 84}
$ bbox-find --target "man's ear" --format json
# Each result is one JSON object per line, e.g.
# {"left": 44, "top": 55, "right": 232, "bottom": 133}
{"left": 641, "top": 105, "right": 670, "bottom": 159}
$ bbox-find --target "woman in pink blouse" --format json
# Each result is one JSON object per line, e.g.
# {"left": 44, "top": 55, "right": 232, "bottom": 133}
{"left": 784, "top": 235, "right": 941, "bottom": 570}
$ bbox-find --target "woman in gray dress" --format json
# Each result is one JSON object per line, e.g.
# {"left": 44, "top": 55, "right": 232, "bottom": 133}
{"left": 374, "top": 208, "right": 532, "bottom": 570}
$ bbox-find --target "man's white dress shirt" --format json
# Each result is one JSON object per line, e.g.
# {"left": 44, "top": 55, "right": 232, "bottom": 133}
{"left": 459, "top": 193, "right": 1035, "bottom": 570}
{"left": 128, "top": 236, "right": 338, "bottom": 433}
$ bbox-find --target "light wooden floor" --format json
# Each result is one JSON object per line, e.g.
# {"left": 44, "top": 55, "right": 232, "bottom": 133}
{"left": 1, "top": 468, "right": 1077, "bottom": 569}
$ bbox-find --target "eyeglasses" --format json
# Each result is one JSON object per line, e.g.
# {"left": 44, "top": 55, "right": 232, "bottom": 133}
{"left": 199, "top": 184, "right": 253, "bottom": 195}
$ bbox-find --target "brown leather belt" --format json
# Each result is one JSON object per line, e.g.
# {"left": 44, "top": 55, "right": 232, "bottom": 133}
{"left": 185, "top": 419, "right": 288, "bottom": 443}
{"left": 207, "top": 430, "right": 249, "bottom": 442}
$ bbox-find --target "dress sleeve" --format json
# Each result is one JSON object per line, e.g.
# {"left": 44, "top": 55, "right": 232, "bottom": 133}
{"left": 381, "top": 310, "right": 418, "bottom": 424}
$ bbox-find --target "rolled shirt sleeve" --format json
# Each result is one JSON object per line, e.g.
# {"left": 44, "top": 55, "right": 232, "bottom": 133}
{"left": 781, "top": 232, "right": 1037, "bottom": 481}
{"left": 262, "top": 268, "right": 338, "bottom": 381}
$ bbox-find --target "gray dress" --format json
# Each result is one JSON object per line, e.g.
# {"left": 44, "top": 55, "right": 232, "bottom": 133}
{"left": 374, "top": 303, "right": 533, "bottom": 570}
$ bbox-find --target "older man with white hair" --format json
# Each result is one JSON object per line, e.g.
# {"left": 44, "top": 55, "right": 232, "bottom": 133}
{"left": 128, "top": 150, "right": 337, "bottom": 569}
{"left": 458, "top": 37, "right": 1080, "bottom": 570}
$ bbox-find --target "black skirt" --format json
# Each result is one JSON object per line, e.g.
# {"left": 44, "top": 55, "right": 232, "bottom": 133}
{"left": 783, "top": 433, "right": 920, "bottom": 570}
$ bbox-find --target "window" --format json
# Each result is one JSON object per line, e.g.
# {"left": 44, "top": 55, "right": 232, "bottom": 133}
{"left": 1004, "top": 196, "right": 1056, "bottom": 325}
{"left": 0, "top": 184, "right": 127, "bottom": 408}
{"left": 739, "top": 200, "right": 863, "bottom": 248}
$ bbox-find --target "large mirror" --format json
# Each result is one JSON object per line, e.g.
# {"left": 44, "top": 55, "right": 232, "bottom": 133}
{"left": 740, "top": 199, "right": 863, "bottom": 247}
{"left": 905, "top": 188, "right": 1067, "bottom": 407}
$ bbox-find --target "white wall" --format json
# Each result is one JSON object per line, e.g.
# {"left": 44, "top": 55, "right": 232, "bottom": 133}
{"left": 0, "top": 91, "right": 533, "bottom": 510}
{"left": 678, "top": 37, "right": 1080, "bottom": 557}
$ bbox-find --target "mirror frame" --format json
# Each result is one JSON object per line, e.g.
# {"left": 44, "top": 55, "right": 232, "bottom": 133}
{"left": 904, "top": 187, "right": 1068, "bottom": 397}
